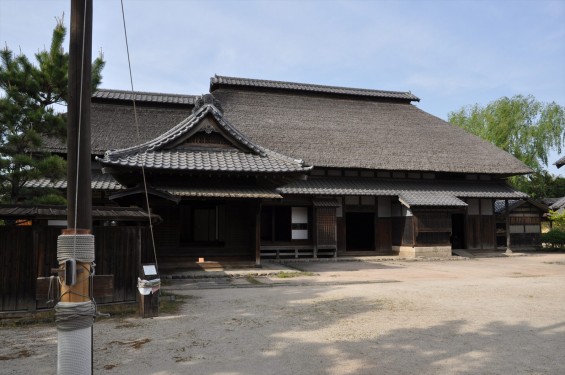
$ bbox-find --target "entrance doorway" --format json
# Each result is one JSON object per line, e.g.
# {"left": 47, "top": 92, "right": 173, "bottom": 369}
{"left": 346, "top": 212, "right": 375, "bottom": 251}
{"left": 451, "top": 214, "right": 466, "bottom": 249}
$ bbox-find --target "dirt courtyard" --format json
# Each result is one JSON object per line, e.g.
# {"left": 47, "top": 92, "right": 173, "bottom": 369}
{"left": 2, "top": 253, "right": 565, "bottom": 374}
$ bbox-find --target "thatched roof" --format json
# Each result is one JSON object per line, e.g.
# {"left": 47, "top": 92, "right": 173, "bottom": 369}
{"left": 211, "top": 76, "right": 531, "bottom": 175}
{"left": 42, "top": 97, "right": 195, "bottom": 155}
{"left": 45, "top": 76, "right": 531, "bottom": 176}
{"left": 555, "top": 155, "right": 565, "bottom": 169}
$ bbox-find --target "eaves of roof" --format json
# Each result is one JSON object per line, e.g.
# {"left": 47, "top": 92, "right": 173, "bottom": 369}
{"left": 101, "top": 150, "right": 310, "bottom": 174}
{"left": 93, "top": 89, "right": 196, "bottom": 105}
{"left": 0, "top": 205, "right": 160, "bottom": 222}
{"left": 550, "top": 196, "right": 565, "bottom": 210}
{"left": 24, "top": 172, "right": 124, "bottom": 190}
{"left": 277, "top": 177, "right": 528, "bottom": 208}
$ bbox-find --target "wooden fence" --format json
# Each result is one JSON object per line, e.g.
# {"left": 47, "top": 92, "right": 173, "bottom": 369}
{"left": 0, "top": 225, "right": 152, "bottom": 313}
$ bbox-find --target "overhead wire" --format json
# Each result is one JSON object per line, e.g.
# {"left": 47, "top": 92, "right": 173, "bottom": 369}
{"left": 120, "top": 0, "right": 159, "bottom": 270}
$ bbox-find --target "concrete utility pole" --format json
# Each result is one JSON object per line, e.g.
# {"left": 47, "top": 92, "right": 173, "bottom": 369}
{"left": 55, "top": 0, "right": 95, "bottom": 374}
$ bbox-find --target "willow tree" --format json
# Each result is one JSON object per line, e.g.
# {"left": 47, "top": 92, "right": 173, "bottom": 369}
{"left": 0, "top": 17, "right": 105, "bottom": 203}
{"left": 448, "top": 95, "right": 565, "bottom": 197}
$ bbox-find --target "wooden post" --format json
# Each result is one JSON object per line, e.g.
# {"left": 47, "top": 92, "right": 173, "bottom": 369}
{"left": 61, "top": 0, "right": 93, "bottom": 300}
{"left": 57, "top": 1, "right": 94, "bottom": 374}
{"left": 67, "top": 0, "right": 93, "bottom": 231}
{"left": 505, "top": 199, "right": 512, "bottom": 254}
{"left": 255, "top": 201, "right": 261, "bottom": 267}
{"left": 59, "top": 229, "right": 92, "bottom": 303}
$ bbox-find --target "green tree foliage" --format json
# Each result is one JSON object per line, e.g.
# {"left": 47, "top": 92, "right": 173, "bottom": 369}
{"left": 512, "top": 170, "right": 565, "bottom": 199}
{"left": 448, "top": 95, "right": 565, "bottom": 172}
{"left": 448, "top": 95, "right": 565, "bottom": 198}
{"left": 547, "top": 209, "right": 565, "bottom": 230}
{"left": 0, "top": 17, "right": 105, "bottom": 204}
{"left": 541, "top": 228, "right": 565, "bottom": 248}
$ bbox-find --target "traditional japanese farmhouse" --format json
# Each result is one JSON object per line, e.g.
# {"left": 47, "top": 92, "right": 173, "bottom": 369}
{"left": 45, "top": 76, "right": 533, "bottom": 267}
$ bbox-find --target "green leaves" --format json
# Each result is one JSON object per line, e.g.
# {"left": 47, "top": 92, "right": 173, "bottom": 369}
{"left": 0, "top": 16, "right": 105, "bottom": 204}
{"left": 448, "top": 95, "right": 565, "bottom": 173}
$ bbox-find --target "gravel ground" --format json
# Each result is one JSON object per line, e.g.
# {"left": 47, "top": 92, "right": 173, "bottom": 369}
{"left": 1, "top": 253, "right": 565, "bottom": 375}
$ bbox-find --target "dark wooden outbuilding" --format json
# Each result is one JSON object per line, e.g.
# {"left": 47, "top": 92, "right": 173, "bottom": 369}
{"left": 0, "top": 205, "right": 158, "bottom": 313}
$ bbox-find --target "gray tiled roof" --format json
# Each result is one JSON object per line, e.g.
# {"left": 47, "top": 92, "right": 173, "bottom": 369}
{"left": 99, "top": 96, "right": 311, "bottom": 174}
{"left": 494, "top": 199, "right": 549, "bottom": 214}
{"left": 160, "top": 186, "right": 282, "bottom": 199}
{"left": 399, "top": 192, "right": 467, "bottom": 207}
{"left": 494, "top": 199, "right": 520, "bottom": 213}
{"left": 211, "top": 75, "right": 420, "bottom": 102}
{"left": 94, "top": 89, "right": 196, "bottom": 105}
{"left": 24, "top": 172, "right": 124, "bottom": 190}
{"left": 278, "top": 177, "right": 528, "bottom": 208}
{"left": 550, "top": 196, "right": 565, "bottom": 210}
{"left": 101, "top": 150, "right": 308, "bottom": 173}
{"left": 555, "top": 155, "right": 565, "bottom": 168}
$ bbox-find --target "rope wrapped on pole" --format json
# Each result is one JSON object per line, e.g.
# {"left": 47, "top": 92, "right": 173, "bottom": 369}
{"left": 55, "top": 301, "right": 96, "bottom": 331}
{"left": 57, "top": 234, "right": 95, "bottom": 263}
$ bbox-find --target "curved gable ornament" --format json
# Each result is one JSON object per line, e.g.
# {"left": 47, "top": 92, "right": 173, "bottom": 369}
{"left": 193, "top": 93, "right": 223, "bottom": 115}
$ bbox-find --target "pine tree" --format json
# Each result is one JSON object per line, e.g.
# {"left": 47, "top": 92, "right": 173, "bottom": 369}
{"left": 0, "top": 17, "right": 105, "bottom": 203}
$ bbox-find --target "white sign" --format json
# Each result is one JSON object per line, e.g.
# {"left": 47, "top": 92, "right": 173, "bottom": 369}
{"left": 143, "top": 265, "right": 157, "bottom": 275}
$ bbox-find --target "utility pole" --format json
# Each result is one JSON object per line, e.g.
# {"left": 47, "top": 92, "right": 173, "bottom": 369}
{"left": 55, "top": 0, "right": 95, "bottom": 374}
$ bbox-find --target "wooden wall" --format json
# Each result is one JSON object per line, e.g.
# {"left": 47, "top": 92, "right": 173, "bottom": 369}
{"left": 0, "top": 225, "right": 150, "bottom": 313}
{"left": 152, "top": 201, "right": 256, "bottom": 261}
{"left": 375, "top": 218, "right": 392, "bottom": 251}
{"left": 414, "top": 212, "right": 451, "bottom": 246}
{"left": 466, "top": 216, "right": 496, "bottom": 249}
{"left": 392, "top": 217, "right": 414, "bottom": 246}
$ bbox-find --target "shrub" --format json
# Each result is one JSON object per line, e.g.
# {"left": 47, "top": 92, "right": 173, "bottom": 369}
{"left": 547, "top": 210, "right": 565, "bottom": 230}
{"left": 541, "top": 229, "right": 565, "bottom": 248}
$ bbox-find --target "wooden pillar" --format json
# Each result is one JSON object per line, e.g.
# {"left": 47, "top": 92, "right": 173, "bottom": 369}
{"left": 505, "top": 199, "right": 512, "bottom": 253}
{"left": 313, "top": 206, "right": 318, "bottom": 258}
{"left": 67, "top": 0, "right": 93, "bottom": 231}
{"left": 59, "top": 229, "right": 92, "bottom": 303}
{"left": 255, "top": 201, "right": 261, "bottom": 267}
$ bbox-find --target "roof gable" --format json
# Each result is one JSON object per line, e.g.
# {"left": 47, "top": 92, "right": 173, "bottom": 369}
{"left": 98, "top": 94, "right": 311, "bottom": 175}
{"left": 103, "top": 94, "right": 263, "bottom": 158}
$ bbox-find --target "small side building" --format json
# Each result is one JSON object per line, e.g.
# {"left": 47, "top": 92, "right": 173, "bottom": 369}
{"left": 495, "top": 199, "right": 548, "bottom": 250}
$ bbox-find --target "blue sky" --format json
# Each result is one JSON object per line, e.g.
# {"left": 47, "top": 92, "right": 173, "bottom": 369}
{"left": 1, "top": 0, "right": 564, "bottom": 175}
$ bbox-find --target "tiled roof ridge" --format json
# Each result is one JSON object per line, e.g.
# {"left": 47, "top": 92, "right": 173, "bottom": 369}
{"left": 210, "top": 75, "right": 420, "bottom": 102}
{"left": 93, "top": 88, "right": 197, "bottom": 104}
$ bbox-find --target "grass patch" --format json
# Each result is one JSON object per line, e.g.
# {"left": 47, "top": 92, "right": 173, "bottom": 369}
{"left": 274, "top": 271, "right": 317, "bottom": 279}
{"left": 245, "top": 275, "right": 263, "bottom": 285}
